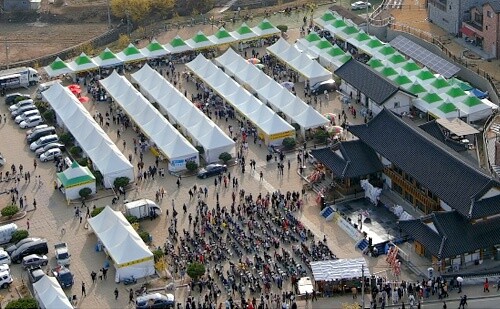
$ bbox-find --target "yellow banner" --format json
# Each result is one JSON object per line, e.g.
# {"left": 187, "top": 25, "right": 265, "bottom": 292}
{"left": 116, "top": 256, "right": 154, "bottom": 268}
{"left": 269, "top": 130, "right": 295, "bottom": 141}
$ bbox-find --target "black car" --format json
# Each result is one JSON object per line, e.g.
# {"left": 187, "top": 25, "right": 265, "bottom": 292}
{"left": 311, "top": 79, "right": 337, "bottom": 95}
{"left": 197, "top": 164, "right": 227, "bottom": 179}
{"left": 11, "top": 239, "right": 48, "bottom": 264}
{"left": 52, "top": 266, "right": 74, "bottom": 288}
{"left": 5, "top": 93, "right": 31, "bottom": 105}
{"left": 136, "top": 293, "right": 175, "bottom": 309}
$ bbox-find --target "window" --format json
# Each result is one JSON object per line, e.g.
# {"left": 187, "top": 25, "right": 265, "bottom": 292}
{"left": 487, "top": 11, "right": 492, "bottom": 18}
{"left": 474, "top": 12, "right": 483, "bottom": 24}
{"left": 394, "top": 102, "right": 400, "bottom": 108}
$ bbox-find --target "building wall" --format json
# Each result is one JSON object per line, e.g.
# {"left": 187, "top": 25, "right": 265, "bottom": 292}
{"left": 3, "top": 0, "right": 30, "bottom": 11}
{"left": 428, "top": 0, "right": 489, "bottom": 35}
{"left": 482, "top": 4, "right": 500, "bottom": 59}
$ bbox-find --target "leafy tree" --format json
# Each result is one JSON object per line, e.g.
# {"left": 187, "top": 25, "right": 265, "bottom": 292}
{"left": 219, "top": 152, "right": 232, "bottom": 164}
{"left": 151, "top": 0, "right": 175, "bottom": 15}
{"left": 152, "top": 249, "right": 164, "bottom": 262}
{"left": 116, "top": 34, "right": 131, "bottom": 50}
{"left": 277, "top": 25, "right": 288, "bottom": 33}
{"left": 175, "top": 0, "right": 214, "bottom": 16}
{"left": 186, "top": 161, "right": 198, "bottom": 172}
{"left": 111, "top": 0, "right": 152, "bottom": 22}
{"left": 114, "top": 177, "right": 130, "bottom": 189}
{"left": 91, "top": 207, "right": 105, "bottom": 217}
{"left": 11, "top": 230, "right": 29, "bottom": 243}
{"left": 138, "top": 230, "right": 151, "bottom": 244}
{"left": 195, "top": 146, "right": 205, "bottom": 155}
{"left": 59, "top": 132, "right": 74, "bottom": 146}
{"left": 42, "top": 110, "right": 55, "bottom": 124}
{"left": 5, "top": 297, "right": 38, "bottom": 309}
{"left": 314, "top": 129, "right": 329, "bottom": 144}
{"left": 186, "top": 262, "right": 205, "bottom": 281}
{"left": 93, "top": 170, "right": 103, "bottom": 185}
{"left": 79, "top": 187, "right": 92, "bottom": 200}
{"left": 125, "top": 214, "right": 138, "bottom": 223}
{"left": 1, "top": 205, "right": 19, "bottom": 218}
{"left": 70, "top": 146, "right": 83, "bottom": 157}
{"left": 77, "top": 158, "right": 88, "bottom": 167}
{"left": 282, "top": 138, "right": 296, "bottom": 150}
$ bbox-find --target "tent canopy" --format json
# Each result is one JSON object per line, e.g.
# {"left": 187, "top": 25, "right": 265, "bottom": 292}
{"left": 117, "top": 43, "right": 146, "bottom": 63}
{"left": 67, "top": 52, "right": 99, "bottom": 73}
{"left": 140, "top": 39, "right": 169, "bottom": 58}
{"left": 56, "top": 161, "right": 95, "bottom": 188}
{"left": 92, "top": 48, "right": 123, "bottom": 68}
{"left": 164, "top": 36, "right": 192, "bottom": 53}
{"left": 231, "top": 22, "right": 258, "bottom": 41}
{"left": 310, "top": 258, "right": 370, "bottom": 282}
{"left": 252, "top": 18, "right": 281, "bottom": 37}
{"left": 44, "top": 57, "right": 73, "bottom": 77}
{"left": 208, "top": 27, "right": 237, "bottom": 45}
{"left": 186, "top": 31, "right": 215, "bottom": 50}
{"left": 33, "top": 276, "right": 73, "bottom": 309}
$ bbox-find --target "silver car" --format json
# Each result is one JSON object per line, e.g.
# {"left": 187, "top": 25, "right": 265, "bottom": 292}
{"left": 22, "top": 254, "right": 48, "bottom": 269}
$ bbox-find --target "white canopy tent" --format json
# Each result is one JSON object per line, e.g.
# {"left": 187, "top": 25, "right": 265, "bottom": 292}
{"left": 66, "top": 52, "right": 99, "bottom": 73}
{"left": 215, "top": 49, "right": 328, "bottom": 135}
{"left": 131, "top": 64, "right": 235, "bottom": 163}
{"left": 42, "top": 83, "right": 134, "bottom": 188}
{"left": 186, "top": 54, "right": 295, "bottom": 145}
{"left": 267, "top": 38, "right": 332, "bottom": 84}
{"left": 100, "top": 71, "right": 199, "bottom": 171}
{"left": 92, "top": 48, "right": 124, "bottom": 68}
{"left": 310, "top": 258, "right": 370, "bottom": 281}
{"left": 33, "top": 275, "right": 72, "bottom": 309}
{"left": 116, "top": 43, "right": 146, "bottom": 63}
{"left": 140, "top": 39, "right": 170, "bottom": 59}
{"left": 87, "top": 206, "right": 154, "bottom": 281}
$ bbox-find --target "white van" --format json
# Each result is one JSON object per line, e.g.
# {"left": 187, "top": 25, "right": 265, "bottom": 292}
{"left": 0, "top": 250, "right": 11, "bottom": 265}
{"left": 124, "top": 199, "right": 162, "bottom": 220}
{"left": 36, "top": 79, "right": 62, "bottom": 100}
{"left": 0, "top": 224, "right": 18, "bottom": 245}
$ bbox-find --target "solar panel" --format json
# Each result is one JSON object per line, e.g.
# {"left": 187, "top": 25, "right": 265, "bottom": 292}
{"left": 390, "top": 35, "right": 460, "bottom": 79}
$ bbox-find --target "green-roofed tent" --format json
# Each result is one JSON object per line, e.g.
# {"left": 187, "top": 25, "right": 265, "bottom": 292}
{"left": 380, "top": 67, "right": 398, "bottom": 77}
{"left": 437, "top": 102, "right": 458, "bottom": 113}
{"left": 391, "top": 75, "right": 412, "bottom": 86}
{"left": 208, "top": 27, "right": 237, "bottom": 45}
{"left": 56, "top": 161, "right": 96, "bottom": 200}
{"left": 366, "top": 39, "right": 383, "bottom": 48}
{"left": 422, "top": 92, "right": 443, "bottom": 104}
{"left": 463, "top": 95, "right": 483, "bottom": 107}
{"left": 404, "top": 82, "right": 427, "bottom": 95}
{"left": 347, "top": 32, "right": 371, "bottom": 46}
{"left": 416, "top": 69, "right": 435, "bottom": 82}
{"left": 140, "top": 39, "right": 169, "bottom": 59}
{"left": 337, "top": 26, "right": 359, "bottom": 40}
{"left": 327, "top": 46, "right": 345, "bottom": 57}
{"left": 164, "top": 36, "right": 192, "bottom": 53}
{"left": 92, "top": 48, "right": 123, "bottom": 68}
{"left": 230, "top": 22, "right": 258, "bottom": 41}
{"left": 367, "top": 58, "right": 384, "bottom": 69}
{"left": 360, "top": 39, "right": 383, "bottom": 55}
{"left": 450, "top": 78, "right": 473, "bottom": 91}
{"left": 430, "top": 77, "right": 451, "bottom": 90}
{"left": 309, "top": 38, "right": 334, "bottom": 56}
{"left": 375, "top": 45, "right": 396, "bottom": 57}
{"left": 252, "top": 18, "right": 281, "bottom": 37}
{"left": 305, "top": 32, "right": 322, "bottom": 43}
{"left": 401, "top": 61, "right": 421, "bottom": 73}
{"left": 116, "top": 43, "right": 146, "bottom": 63}
{"left": 330, "top": 19, "right": 347, "bottom": 29}
{"left": 445, "top": 87, "right": 467, "bottom": 98}
{"left": 185, "top": 31, "right": 215, "bottom": 50}
{"left": 456, "top": 95, "right": 492, "bottom": 122}
{"left": 314, "top": 11, "right": 337, "bottom": 27}
{"left": 44, "top": 57, "right": 73, "bottom": 77}
{"left": 67, "top": 52, "right": 99, "bottom": 73}
{"left": 388, "top": 54, "right": 406, "bottom": 65}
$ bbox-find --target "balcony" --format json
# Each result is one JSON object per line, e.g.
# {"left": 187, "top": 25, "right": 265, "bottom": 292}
{"left": 462, "top": 21, "right": 483, "bottom": 37}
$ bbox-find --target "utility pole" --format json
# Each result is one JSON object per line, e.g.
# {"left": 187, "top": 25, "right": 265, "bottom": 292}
{"left": 106, "top": 0, "right": 111, "bottom": 29}
{"left": 5, "top": 40, "right": 10, "bottom": 69}
{"left": 361, "top": 265, "right": 366, "bottom": 309}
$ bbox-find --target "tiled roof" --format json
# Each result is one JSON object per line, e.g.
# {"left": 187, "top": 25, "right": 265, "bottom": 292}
{"left": 399, "top": 211, "right": 500, "bottom": 258}
{"left": 349, "top": 109, "right": 500, "bottom": 219}
{"left": 310, "top": 140, "right": 383, "bottom": 178}
{"left": 334, "top": 59, "right": 399, "bottom": 105}
{"left": 418, "top": 121, "right": 468, "bottom": 152}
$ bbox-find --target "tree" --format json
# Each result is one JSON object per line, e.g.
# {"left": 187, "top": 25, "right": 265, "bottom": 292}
{"left": 59, "top": 132, "right": 74, "bottom": 146}
{"left": 282, "top": 137, "right": 296, "bottom": 150}
{"left": 186, "top": 262, "right": 205, "bottom": 281}
{"left": 79, "top": 187, "right": 92, "bottom": 200}
{"left": 11, "top": 230, "right": 29, "bottom": 243}
{"left": 276, "top": 25, "right": 288, "bottom": 33}
{"left": 175, "top": 0, "right": 214, "bottom": 16}
{"left": 186, "top": 161, "right": 198, "bottom": 172}
{"left": 1, "top": 205, "right": 19, "bottom": 218}
{"left": 116, "top": 34, "right": 131, "bottom": 50}
{"left": 314, "top": 129, "right": 329, "bottom": 144}
{"left": 219, "top": 152, "right": 232, "bottom": 164}
{"left": 151, "top": 0, "right": 175, "bottom": 15}
{"left": 70, "top": 146, "right": 83, "bottom": 157}
{"left": 91, "top": 207, "right": 105, "bottom": 217}
{"left": 5, "top": 297, "right": 38, "bottom": 309}
{"left": 114, "top": 177, "right": 130, "bottom": 189}
{"left": 111, "top": 0, "right": 152, "bottom": 22}
{"left": 152, "top": 249, "right": 164, "bottom": 262}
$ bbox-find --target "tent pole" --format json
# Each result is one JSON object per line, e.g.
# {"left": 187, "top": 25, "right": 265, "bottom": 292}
{"left": 362, "top": 264, "right": 366, "bottom": 309}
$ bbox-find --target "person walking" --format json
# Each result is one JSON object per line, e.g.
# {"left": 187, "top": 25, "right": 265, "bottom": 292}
{"left": 26, "top": 219, "right": 30, "bottom": 230}
{"left": 82, "top": 282, "right": 86, "bottom": 297}
{"left": 91, "top": 271, "right": 97, "bottom": 283}
{"left": 129, "top": 288, "right": 134, "bottom": 303}
{"left": 114, "top": 288, "right": 119, "bottom": 300}
{"left": 484, "top": 278, "right": 489, "bottom": 292}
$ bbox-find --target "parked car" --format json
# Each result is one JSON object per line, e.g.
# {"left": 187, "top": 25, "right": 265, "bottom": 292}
{"left": 311, "top": 79, "right": 337, "bottom": 95}
{"left": 5, "top": 93, "right": 30, "bottom": 105}
{"left": 6, "top": 237, "right": 41, "bottom": 255}
{"left": 11, "top": 239, "right": 48, "bottom": 264}
{"left": 28, "top": 267, "right": 45, "bottom": 284}
{"left": 35, "top": 143, "right": 65, "bottom": 157}
{"left": 0, "top": 270, "right": 13, "bottom": 288}
{"left": 197, "top": 164, "right": 227, "bottom": 179}
{"left": 19, "top": 115, "right": 44, "bottom": 129}
{"left": 351, "top": 1, "right": 372, "bottom": 10}
{"left": 136, "top": 293, "right": 175, "bottom": 309}
{"left": 8, "top": 99, "right": 34, "bottom": 112}
{"left": 29, "top": 134, "right": 59, "bottom": 151}
{"left": 22, "top": 254, "right": 49, "bottom": 269}
{"left": 26, "top": 124, "right": 49, "bottom": 137}
{"left": 11, "top": 104, "right": 36, "bottom": 118}
{"left": 54, "top": 243, "right": 71, "bottom": 266}
{"left": 0, "top": 249, "right": 11, "bottom": 265}
{"left": 52, "top": 266, "right": 74, "bottom": 288}
{"left": 15, "top": 109, "right": 40, "bottom": 124}
{"left": 40, "top": 148, "right": 63, "bottom": 162}
{"left": 28, "top": 127, "right": 57, "bottom": 144}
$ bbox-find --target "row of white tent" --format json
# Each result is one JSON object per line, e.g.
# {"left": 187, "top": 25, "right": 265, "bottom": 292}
{"left": 131, "top": 64, "right": 236, "bottom": 163}
{"left": 186, "top": 54, "right": 296, "bottom": 146}
{"left": 214, "top": 48, "right": 329, "bottom": 135}
{"left": 33, "top": 275, "right": 72, "bottom": 309}
{"left": 100, "top": 71, "right": 199, "bottom": 172}
{"left": 88, "top": 206, "right": 155, "bottom": 281}
{"left": 295, "top": 35, "right": 353, "bottom": 71}
{"left": 42, "top": 83, "right": 134, "bottom": 188}
{"left": 44, "top": 19, "right": 282, "bottom": 77}
{"left": 267, "top": 38, "right": 333, "bottom": 85}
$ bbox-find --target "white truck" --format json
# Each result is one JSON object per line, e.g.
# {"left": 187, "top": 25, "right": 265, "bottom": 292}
{"left": 124, "top": 199, "right": 162, "bottom": 220}
{"left": 54, "top": 243, "right": 71, "bottom": 266}
{"left": 0, "top": 67, "right": 40, "bottom": 90}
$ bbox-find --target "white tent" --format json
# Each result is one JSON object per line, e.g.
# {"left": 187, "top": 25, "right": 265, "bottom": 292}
{"left": 92, "top": 48, "right": 124, "bottom": 68}
{"left": 33, "top": 275, "right": 72, "bottom": 309}
{"left": 44, "top": 57, "right": 73, "bottom": 77}
{"left": 131, "top": 65, "right": 235, "bottom": 163}
{"left": 140, "top": 39, "right": 170, "bottom": 59}
{"left": 56, "top": 161, "right": 96, "bottom": 201}
{"left": 215, "top": 49, "right": 328, "bottom": 135}
{"left": 310, "top": 258, "right": 370, "bottom": 281}
{"left": 208, "top": 27, "right": 237, "bottom": 45}
{"left": 42, "top": 83, "right": 134, "bottom": 188}
{"left": 87, "top": 206, "right": 154, "bottom": 281}
{"left": 266, "top": 37, "right": 290, "bottom": 56}
{"left": 230, "top": 22, "right": 259, "bottom": 41}
{"left": 186, "top": 54, "right": 295, "bottom": 145}
{"left": 66, "top": 52, "right": 99, "bottom": 73}
{"left": 100, "top": 71, "right": 199, "bottom": 171}
{"left": 251, "top": 18, "right": 281, "bottom": 37}
{"left": 116, "top": 43, "right": 146, "bottom": 63}
{"left": 185, "top": 31, "right": 216, "bottom": 50}
{"left": 164, "top": 36, "right": 192, "bottom": 54}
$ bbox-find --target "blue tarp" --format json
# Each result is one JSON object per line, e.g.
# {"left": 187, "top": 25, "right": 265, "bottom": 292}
{"left": 471, "top": 88, "right": 488, "bottom": 99}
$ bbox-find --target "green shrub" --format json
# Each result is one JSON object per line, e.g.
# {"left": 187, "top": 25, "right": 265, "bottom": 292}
{"left": 70, "top": 146, "right": 82, "bottom": 157}
{"left": 113, "top": 177, "right": 130, "bottom": 189}
{"left": 219, "top": 152, "right": 232, "bottom": 164}
{"left": 77, "top": 158, "right": 88, "bottom": 166}
{"left": 93, "top": 170, "right": 103, "bottom": 185}
{"left": 79, "top": 187, "right": 92, "bottom": 200}
{"left": 282, "top": 137, "right": 296, "bottom": 150}
{"left": 314, "top": 129, "right": 329, "bottom": 144}
{"left": 187, "top": 262, "right": 206, "bottom": 281}
{"left": 125, "top": 215, "right": 138, "bottom": 224}
{"left": 186, "top": 161, "right": 198, "bottom": 172}
{"left": 195, "top": 146, "right": 205, "bottom": 154}
{"left": 11, "top": 229, "right": 29, "bottom": 243}
{"left": 153, "top": 249, "right": 164, "bottom": 262}
{"left": 5, "top": 297, "right": 38, "bottom": 309}
{"left": 91, "top": 206, "right": 104, "bottom": 217}
{"left": 138, "top": 230, "right": 151, "bottom": 244}
{"left": 59, "top": 132, "right": 74, "bottom": 146}
{"left": 42, "top": 110, "right": 55, "bottom": 124}
{"left": 291, "top": 123, "right": 300, "bottom": 131}
{"left": 277, "top": 25, "right": 288, "bottom": 32}
{"left": 1, "top": 205, "right": 19, "bottom": 218}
